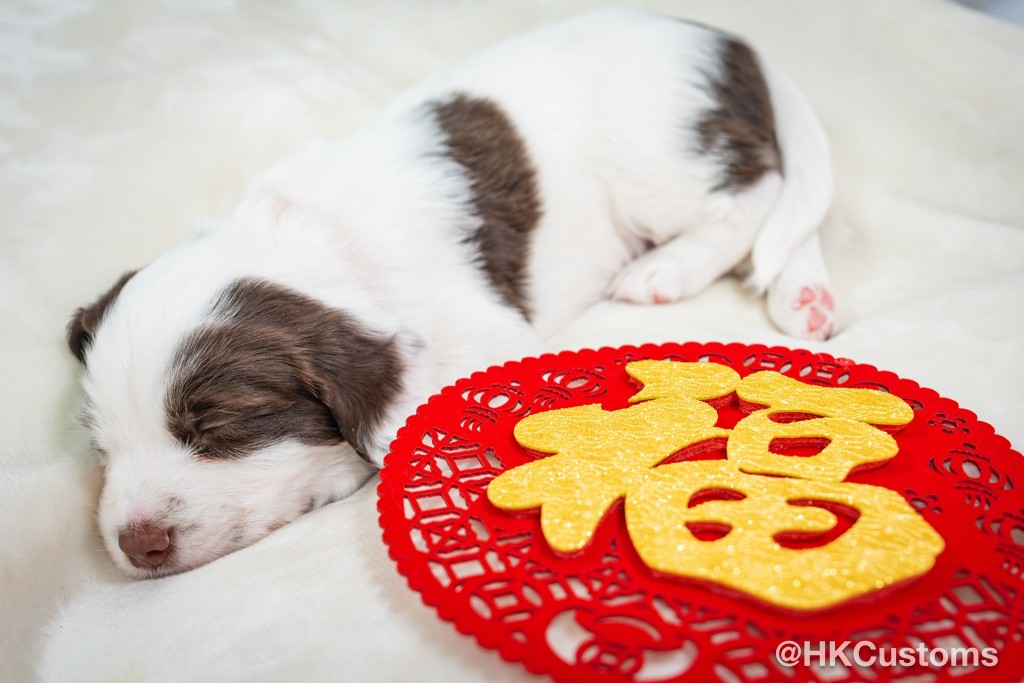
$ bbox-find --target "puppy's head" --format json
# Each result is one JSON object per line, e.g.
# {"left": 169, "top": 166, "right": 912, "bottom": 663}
{"left": 68, "top": 211, "right": 409, "bottom": 578}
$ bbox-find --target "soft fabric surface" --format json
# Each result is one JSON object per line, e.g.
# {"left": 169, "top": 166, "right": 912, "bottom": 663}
{"left": 2, "top": 1, "right": 1022, "bottom": 680}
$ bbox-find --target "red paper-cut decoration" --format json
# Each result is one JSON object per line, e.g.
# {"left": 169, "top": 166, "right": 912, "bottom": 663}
{"left": 379, "top": 343, "right": 1024, "bottom": 682}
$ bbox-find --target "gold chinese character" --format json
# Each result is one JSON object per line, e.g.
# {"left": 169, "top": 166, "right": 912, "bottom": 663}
{"left": 487, "top": 360, "right": 944, "bottom": 610}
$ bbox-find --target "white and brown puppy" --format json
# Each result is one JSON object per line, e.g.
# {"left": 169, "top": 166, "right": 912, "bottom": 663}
{"left": 68, "top": 10, "right": 834, "bottom": 578}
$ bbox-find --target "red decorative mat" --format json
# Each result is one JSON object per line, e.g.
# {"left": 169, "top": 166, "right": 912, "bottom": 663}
{"left": 378, "top": 343, "right": 1024, "bottom": 682}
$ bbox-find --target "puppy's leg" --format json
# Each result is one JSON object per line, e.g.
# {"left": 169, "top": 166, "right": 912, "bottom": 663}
{"left": 765, "top": 231, "right": 834, "bottom": 340}
{"left": 609, "top": 229, "right": 743, "bottom": 304}
{"left": 363, "top": 307, "right": 543, "bottom": 464}
{"left": 435, "top": 311, "right": 544, "bottom": 385}
{"left": 609, "top": 172, "right": 781, "bottom": 305}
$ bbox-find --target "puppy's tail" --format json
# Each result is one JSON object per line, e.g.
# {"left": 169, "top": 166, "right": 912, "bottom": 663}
{"left": 747, "top": 55, "right": 834, "bottom": 293}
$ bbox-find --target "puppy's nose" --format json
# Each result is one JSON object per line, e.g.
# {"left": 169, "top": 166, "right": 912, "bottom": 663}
{"left": 118, "top": 523, "right": 172, "bottom": 569}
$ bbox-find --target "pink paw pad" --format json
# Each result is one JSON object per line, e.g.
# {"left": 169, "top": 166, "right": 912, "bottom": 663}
{"left": 652, "top": 292, "right": 673, "bottom": 304}
{"left": 792, "top": 286, "right": 834, "bottom": 337}
{"left": 807, "top": 307, "right": 828, "bottom": 333}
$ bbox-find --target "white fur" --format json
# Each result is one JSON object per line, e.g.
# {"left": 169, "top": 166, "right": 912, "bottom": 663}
{"left": 78, "top": 9, "right": 834, "bottom": 578}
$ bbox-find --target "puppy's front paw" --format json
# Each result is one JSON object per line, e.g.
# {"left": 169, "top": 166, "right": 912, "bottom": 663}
{"left": 609, "top": 258, "right": 689, "bottom": 305}
{"left": 768, "top": 283, "right": 835, "bottom": 340}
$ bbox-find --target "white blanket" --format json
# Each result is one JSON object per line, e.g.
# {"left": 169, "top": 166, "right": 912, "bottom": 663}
{"left": 2, "top": 1, "right": 1022, "bottom": 680}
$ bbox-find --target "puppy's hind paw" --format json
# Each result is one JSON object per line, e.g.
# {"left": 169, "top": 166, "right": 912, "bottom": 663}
{"left": 768, "top": 283, "right": 835, "bottom": 341}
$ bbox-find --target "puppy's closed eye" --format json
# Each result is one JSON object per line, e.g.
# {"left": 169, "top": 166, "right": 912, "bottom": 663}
{"left": 175, "top": 392, "right": 344, "bottom": 460}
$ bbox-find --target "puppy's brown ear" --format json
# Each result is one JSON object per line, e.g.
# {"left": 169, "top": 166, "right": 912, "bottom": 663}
{"left": 67, "top": 270, "right": 137, "bottom": 362}
{"left": 308, "top": 314, "right": 407, "bottom": 460}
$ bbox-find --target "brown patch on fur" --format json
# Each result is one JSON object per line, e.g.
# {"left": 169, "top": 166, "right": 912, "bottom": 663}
{"left": 166, "top": 278, "right": 402, "bottom": 460}
{"left": 433, "top": 94, "right": 542, "bottom": 319}
{"left": 67, "top": 270, "right": 138, "bottom": 362}
{"left": 696, "top": 37, "right": 781, "bottom": 192}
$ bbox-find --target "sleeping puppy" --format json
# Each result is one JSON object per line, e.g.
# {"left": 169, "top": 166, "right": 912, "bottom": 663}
{"left": 68, "top": 9, "right": 834, "bottom": 578}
